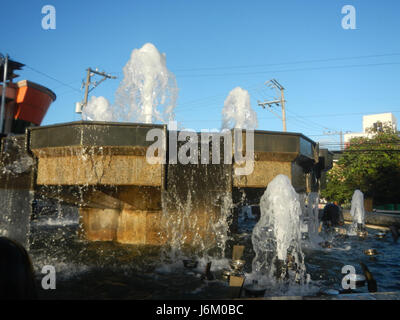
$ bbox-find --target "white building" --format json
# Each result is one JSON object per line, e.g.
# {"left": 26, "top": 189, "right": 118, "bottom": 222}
{"left": 344, "top": 113, "right": 398, "bottom": 144}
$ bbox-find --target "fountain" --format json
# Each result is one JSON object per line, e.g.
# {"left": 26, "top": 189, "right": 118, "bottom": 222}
{"left": 83, "top": 96, "right": 114, "bottom": 121}
{"left": 349, "top": 189, "right": 366, "bottom": 234}
{"left": 300, "top": 191, "right": 323, "bottom": 247}
{"left": 114, "top": 43, "right": 178, "bottom": 124}
{"left": 306, "top": 193, "right": 321, "bottom": 241}
{"left": 221, "top": 87, "right": 258, "bottom": 130}
{"left": 250, "top": 174, "right": 307, "bottom": 286}
{"left": 6, "top": 50, "right": 382, "bottom": 300}
{"left": 83, "top": 43, "right": 178, "bottom": 124}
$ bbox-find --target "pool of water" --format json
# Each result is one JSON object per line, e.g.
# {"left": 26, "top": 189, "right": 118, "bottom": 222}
{"left": 28, "top": 210, "right": 400, "bottom": 299}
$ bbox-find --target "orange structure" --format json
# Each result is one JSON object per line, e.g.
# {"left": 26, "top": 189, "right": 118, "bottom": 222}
{"left": 0, "top": 56, "right": 56, "bottom": 134}
{"left": 14, "top": 80, "right": 56, "bottom": 126}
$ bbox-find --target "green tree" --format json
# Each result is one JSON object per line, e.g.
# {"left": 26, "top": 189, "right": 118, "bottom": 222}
{"left": 321, "top": 123, "right": 400, "bottom": 206}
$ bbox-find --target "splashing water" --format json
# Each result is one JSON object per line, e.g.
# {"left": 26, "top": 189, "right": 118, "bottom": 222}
{"left": 82, "top": 96, "right": 114, "bottom": 121}
{"left": 160, "top": 169, "right": 233, "bottom": 265}
{"left": 221, "top": 87, "right": 258, "bottom": 130}
{"left": 82, "top": 43, "right": 178, "bottom": 124}
{"left": 350, "top": 189, "right": 365, "bottom": 232}
{"left": 251, "top": 175, "right": 307, "bottom": 284}
{"left": 115, "top": 43, "right": 178, "bottom": 123}
{"left": 0, "top": 136, "right": 34, "bottom": 248}
{"left": 306, "top": 192, "right": 322, "bottom": 245}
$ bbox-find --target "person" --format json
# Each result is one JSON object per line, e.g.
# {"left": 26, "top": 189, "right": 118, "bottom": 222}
{"left": 321, "top": 202, "right": 344, "bottom": 230}
{"left": 360, "top": 262, "right": 377, "bottom": 293}
{"left": 389, "top": 225, "right": 399, "bottom": 243}
{"left": 0, "top": 237, "right": 37, "bottom": 299}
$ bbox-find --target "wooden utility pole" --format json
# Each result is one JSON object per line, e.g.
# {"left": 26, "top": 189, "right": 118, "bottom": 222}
{"left": 280, "top": 85, "right": 287, "bottom": 132}
{"left": 258, "top": 79, "right": 287, "bottom": 132}
{"left": 77, "top": 67, "right": 117, "bottom": 114}
{"left": 83, "top": 68, "right": 91, "bottom": 108}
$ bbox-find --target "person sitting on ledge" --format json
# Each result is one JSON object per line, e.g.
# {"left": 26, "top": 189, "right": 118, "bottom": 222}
{"left": 321, "top": 202, "right": 344, "bottom": 230}
{"left": 0, "top": 237, "right": 37, "bottom": 299}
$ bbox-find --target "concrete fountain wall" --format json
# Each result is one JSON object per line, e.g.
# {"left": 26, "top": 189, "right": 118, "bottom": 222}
{"left": 231, "top": 131, "right": 329, "bottom": 208}
{"left": 28, "top": 122, "right": 166, "bottom": 245}
{"left": 1, "top": 121, "right": 333, "bottom": 248}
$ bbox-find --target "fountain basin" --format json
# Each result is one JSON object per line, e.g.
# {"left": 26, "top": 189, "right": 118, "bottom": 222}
{"left": 2, "top": 121, "right": 330, "bottom": 252}
{"left": 29, "top": 121, "right": 165, "bottom": 186}
{"left": 343, "top": 209, "right": 400, "bottom": 229}
{"left": 233, "top": 130, "right": 321, "bottom": 193}
{"left": 27, "top": 122, "right": 167, "bottom": 245}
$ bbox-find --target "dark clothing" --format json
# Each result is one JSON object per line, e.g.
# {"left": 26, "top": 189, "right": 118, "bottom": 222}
{"left": 389, "top": 226, "right": 399, "bottom": 243}
{"left": 322, "top": 203, "right": 344, "bottom": 228}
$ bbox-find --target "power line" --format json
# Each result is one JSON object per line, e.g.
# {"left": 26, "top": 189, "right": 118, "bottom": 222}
{"left": 336, "top": 149, "right": 400, "bottom": 153}
{"left": 320, "top": 143, "right": 400, "bottom": 147}
{"left": 176, "top": 61, "right": 400, "bottom": 78}
{"left": 173, "top": 53, "right": 400, "bottom": 72}
{"left": 176, "top": 82, "right": 268, "bottom": 113}
{"left": 258, "top": 79, "right": 287, "bottom": 131}
{"left": 252, "top": 88, "right": 321, "bottom": 132}
{"left": 52, "top": 80, "right": 81, "bottom": 91}
{"left": 284, "top": 107, "right": 334, "bottom": 132}
{"left": 24, "top": 65, "right": 81, "bottom": 93}
{"left": 264, "top": 110, "right": 400, "bottom": 120}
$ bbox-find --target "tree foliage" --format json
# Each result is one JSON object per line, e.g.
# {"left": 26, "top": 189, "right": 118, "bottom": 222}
{"left": 321, "top": 123, "right": 400, "bottom": 206}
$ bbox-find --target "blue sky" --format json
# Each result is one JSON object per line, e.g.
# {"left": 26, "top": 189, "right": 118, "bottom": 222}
{"left": 1, "top": 0, "right": 400, "bottom": 148}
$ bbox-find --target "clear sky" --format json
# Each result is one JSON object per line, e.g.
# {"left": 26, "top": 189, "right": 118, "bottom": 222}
{"left": 1, "top": 0, "right": 400, "bottom": 149}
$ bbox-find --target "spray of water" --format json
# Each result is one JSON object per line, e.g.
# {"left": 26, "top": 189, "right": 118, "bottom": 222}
{"left": 160, "top": 174, "right": 233, "bottom": 265}
{"left": 115, "top": 43, "right": 178, "bottom": 123}
{"left": 82, "top": 43, "right": 178, "bottom": 124}
{"left": 306, "top": 192, "right": 322, "bottom": 245}
{"left": 0, "top": 136, "right": 34, "bottom": 248}
{"left": 251, "top": 175, "right": 307, "bottom": 285}
{"left": 221, "top": 87, "right": 258, "bottom": 130}
{"left": 349, "top": 189, "right": 365, "bottom": 232}
{"left": 82, "top": 96, "right": 114, "bottom": 121}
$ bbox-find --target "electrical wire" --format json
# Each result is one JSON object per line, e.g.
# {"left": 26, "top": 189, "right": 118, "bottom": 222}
{"left": 175, "top": 62, "right": 400, "bottom": 78}
{"left": 174, "top": 53, "right": 400, "bottom": 72}
{"left": 25, "top": 64, "right": 81, "bottom": 93}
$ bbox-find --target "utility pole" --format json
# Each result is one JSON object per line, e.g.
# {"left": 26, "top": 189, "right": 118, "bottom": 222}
{"left": 280, "top": 84, "right": 287, "bottom": 132}
{"left": 76, "top": 68, "right": 117, "bottom": 114}
{"left": 323, "top": 130, "right": 344, "bottom": 151}
{"left": 83, "top": 68, "right": 91, "bottom": 108}
{"left": 0, "top": 54, "right": 8, "bottom": 134}
{"left": 258, "top": 79, "right": 287, "bottom": 132}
